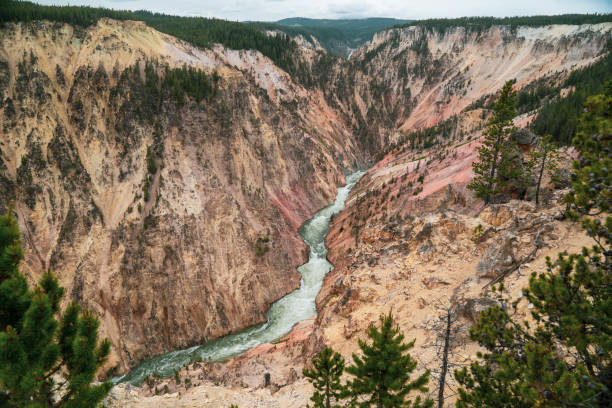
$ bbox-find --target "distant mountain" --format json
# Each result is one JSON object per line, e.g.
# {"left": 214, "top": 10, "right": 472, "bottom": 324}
{"left": 247, "top": 21, "right": 349, "bottom": 55}
{"left": 267, "top": 17, "right": 410, "bottom": 56}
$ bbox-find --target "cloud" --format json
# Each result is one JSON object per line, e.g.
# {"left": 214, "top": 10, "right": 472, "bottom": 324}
{"left": 34, "top": 0, "right": 612, "bottom": 21}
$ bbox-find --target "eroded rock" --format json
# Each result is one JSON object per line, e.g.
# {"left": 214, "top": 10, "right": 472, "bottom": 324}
{"left": 476, "top": 232, "right": 517, "bottom": 278}
{"left": 458, "top": 298, "right": 501, "bottom": 323}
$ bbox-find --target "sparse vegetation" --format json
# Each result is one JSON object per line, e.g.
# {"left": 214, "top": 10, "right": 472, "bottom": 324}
{"left": 303, "top": 347, "right": 346, "bottom": 408}
{"left": 455, "top": 80, "right": 612, "bottom": 408}
{"left": 471, "top": 224, "right": 484, "bottom": 244}
{"left": 467, "top": 80, "right": 522, "bottom": 203}
{"left": 527, "top": 134, "right": 560, "bottom": 206}
{"left": 255, "top": 236, "right": 270, "bottom": 257}
{"left": 305, "top": 313, "right": 433, "bottom": 407}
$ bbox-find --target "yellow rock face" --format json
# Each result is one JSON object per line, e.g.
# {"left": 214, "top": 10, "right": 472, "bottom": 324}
{"left": 0, "top": 19, "right": 362, "bottom": 375}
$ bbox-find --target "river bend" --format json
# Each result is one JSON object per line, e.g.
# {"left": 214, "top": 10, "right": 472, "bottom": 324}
{"left": 119, "top": 170, "right": 365, "bottom": 385}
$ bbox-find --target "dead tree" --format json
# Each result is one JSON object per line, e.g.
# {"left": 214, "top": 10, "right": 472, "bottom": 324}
{"left": 437, "top": 307, "right": 452, "bottom": 408}
{"left": 418, "top": 297, "right": 469, "bottom": 408}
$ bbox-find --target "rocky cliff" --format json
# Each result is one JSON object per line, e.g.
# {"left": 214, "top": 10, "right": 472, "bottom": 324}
{"left": 101, "top": 19, "right": 612, "bottom": 405}
{"left": 0, "top": 19, "right": 363, "bottom": 375}
{"left": 1, "top": 16, "right": 611, "bottom": 382}
{"left": 104, "top": 140, "right": 592, "bottom": 407}
{"left": 321, "top": 23, "right": 611, "bottom": 150}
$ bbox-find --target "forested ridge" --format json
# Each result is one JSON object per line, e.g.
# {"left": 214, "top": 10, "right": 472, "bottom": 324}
{"left": 248, "top": 21, "right": 348, "bottom": 55}
{"left": 0, "top": 0, "right": 298, "bottom": 72}
{"left": 3, "top": 1, "right": 611, "bottom": 88}
{"left": 270, "top": 17, "right": 409, "bottom": 54}
{"left": 395, "top": 14, "right": 612, "bottom": 33}
{"left": 530, "top": 41, "right": 612, "bottom": 144}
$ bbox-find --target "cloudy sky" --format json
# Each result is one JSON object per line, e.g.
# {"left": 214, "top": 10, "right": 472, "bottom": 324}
{"left": 34, "top": 0, "right": 612, "bottom": 21}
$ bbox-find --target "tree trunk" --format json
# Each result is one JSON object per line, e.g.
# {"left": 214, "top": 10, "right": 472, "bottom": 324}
{"left": 486, "top": 130, "right": 503, "bottom": 204}
{"left": 437, "top": 309, "right": 452, "bottom": 408}
{"left": 535, "top": 151, "right": 547, "bottom": 207}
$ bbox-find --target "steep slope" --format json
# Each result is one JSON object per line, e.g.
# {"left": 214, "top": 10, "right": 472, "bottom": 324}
{"left": 0, "top": 18, "right": 363, "bottom": 375}
{"left": 319, "top": 23, "right": 611, "bottom": 151}
{"left": 2, "top": 14, "right": 611, "bottom": 386}
{"left": 104, "top": 141, "right": 592, "bottom": 407}
{"left": 103, "top": 19, "right": 612, "bottom": 405}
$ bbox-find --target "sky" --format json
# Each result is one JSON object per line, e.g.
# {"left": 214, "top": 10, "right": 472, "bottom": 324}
{"left": 34, "top": 0, "right": 612, "bottom": 22}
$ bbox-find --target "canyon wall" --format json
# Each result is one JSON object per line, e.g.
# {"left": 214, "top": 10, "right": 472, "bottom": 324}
{"left": 322, "top": 23, "right": 611, "bottom": 149}
{"left": 0, "top": 19, "right": 362, "bottom": 375}
{"left": 1, "top": 17, "right": 610, "bottom": 380}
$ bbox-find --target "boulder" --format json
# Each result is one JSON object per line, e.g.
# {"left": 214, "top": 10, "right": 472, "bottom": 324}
{"left": 476, "top": 232, "right": 517, "bottom": 278}
{"left": 511, "top": 128, "right": 537, "bottom": 145}
{"left": 480, "top": 204, "right": 513, "bottom": 227}
{"left": 458, "top": 298, "right": 501, "bottom": 323}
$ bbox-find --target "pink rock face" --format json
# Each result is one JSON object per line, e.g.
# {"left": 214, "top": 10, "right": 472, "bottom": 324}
{"left": 270, "top": 183, "right": 332, "bottom": 231}
{"left": 327, "top": 136, "right": 481, "bottom": 256}
{"left": 406, "top": 141, "right": 478, "bottom": 200}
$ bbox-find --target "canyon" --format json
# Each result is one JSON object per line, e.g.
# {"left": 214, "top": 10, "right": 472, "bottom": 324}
{"left": 0, "top": 18, "right": 364, "bottom": 375}
{"left": 1, "top": 13, "right": 611, "bottom": 406}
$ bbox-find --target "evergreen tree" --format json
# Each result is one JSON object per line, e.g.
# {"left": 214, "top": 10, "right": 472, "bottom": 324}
{"left": 303, "top": 347, "right": 347, "bottom": 408}
{"left": 397, "top": 14, "right": 612, "bottom": 34}
{"left": 346, "top": 312, "right": 433, "bottom": 408}
{"left": 468, "top": 80, "right": 519, "bottom": 204}
{"left": 455, "top": 81, "right": 612, "bottom": 407}
{"left": 0, "top": 204, "right": 112, "bottom": 407}
{"left": 532, "top": 42, "right": 612, "bottom": 145}
{"left": 527, "top": 134, "right": 559, "bottom": 206}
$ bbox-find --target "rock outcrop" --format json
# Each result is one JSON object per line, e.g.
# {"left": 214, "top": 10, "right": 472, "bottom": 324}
{"left": 314, "top": 191, "right": 590, "bottom": 405}
{"left": 476, "top": 231, "right": 518, "bottom": 278}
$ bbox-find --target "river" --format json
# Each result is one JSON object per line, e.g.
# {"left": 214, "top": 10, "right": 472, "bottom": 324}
{"left": 117, "top": 169, "right": 365, "bottom": 385}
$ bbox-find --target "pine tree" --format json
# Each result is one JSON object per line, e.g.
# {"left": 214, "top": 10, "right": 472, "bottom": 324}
{"left": 346, "top": 312, "right": 433, "bottom": 408}
{"left": 0, "top": 204, "right": 112, "bottom": 407}
{"left": 468, "top": 80, "right": 519, "bottom": 204}
{"left": 303, "top": 347, "right": 347, "bottom": 408}
{"left": 455, "top": 80, "right": 612, "bottom": 407}
{"left": 527, "top": 134, "right": 559, "bottom": 206}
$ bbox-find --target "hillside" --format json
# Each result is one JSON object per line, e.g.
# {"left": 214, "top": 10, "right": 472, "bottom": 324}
{"left": 301, "top": 22, "right": 611, "bottom": 155}
{"left": 0, "top": 4, "right": 611, "bottom": 405}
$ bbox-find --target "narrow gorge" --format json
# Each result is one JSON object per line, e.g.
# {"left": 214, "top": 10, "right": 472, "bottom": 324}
{"left": 119, "top": 170, "right": 364, "bottom": 385}
{"left": 0, "top": 4, "right": 611, "bottom": 406}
